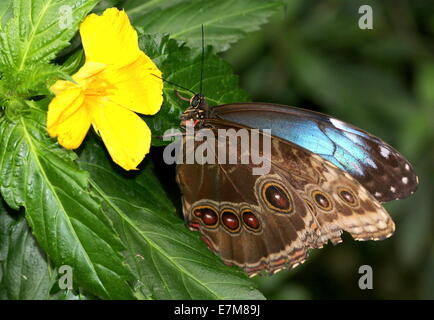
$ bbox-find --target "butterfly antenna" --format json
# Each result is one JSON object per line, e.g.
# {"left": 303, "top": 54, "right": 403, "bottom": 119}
{"left": 151, "top": 73, "right": 196, "bottom": 95}
{"left": 199, "top": 24, "right": 205, "bottom": 95}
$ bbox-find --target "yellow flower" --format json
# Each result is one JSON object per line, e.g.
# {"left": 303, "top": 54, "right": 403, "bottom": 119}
{"left": 47, "top": 8, "right": 163, "bottom": 170}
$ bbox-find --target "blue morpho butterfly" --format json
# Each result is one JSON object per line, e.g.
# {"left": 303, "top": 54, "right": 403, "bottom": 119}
{"left": 174, "top": 92, "right": 418, "bottom": 276}
{"left": 166, "top": 35, "right": 418, "bottom": 277}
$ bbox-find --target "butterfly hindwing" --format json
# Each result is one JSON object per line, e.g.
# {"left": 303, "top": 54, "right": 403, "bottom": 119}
{"left": 177, "top": 133, "right": 316, "bottom": 275}
{"left": 212, "top": 103, "right": 418, "bottom": 202}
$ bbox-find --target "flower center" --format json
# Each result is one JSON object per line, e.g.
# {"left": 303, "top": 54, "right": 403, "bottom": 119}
{"left": 84, "top": 77, "right": 114, "bottom": 97}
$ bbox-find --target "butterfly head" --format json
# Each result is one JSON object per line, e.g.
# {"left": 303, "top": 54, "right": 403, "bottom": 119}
{"left": 190, "top": 93, "right": 205, "bottom": 109}
{"left": 180, "top": 93, "right": 210, "bottom": 128}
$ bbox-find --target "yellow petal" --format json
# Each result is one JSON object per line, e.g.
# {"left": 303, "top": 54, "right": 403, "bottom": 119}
{"left": 80, "top": 8, "right": 141, "bottom": 67}
{"left": 72, "top": 61, "right": 106, "bottom": 82}
{"left": 50, "top": 62, "right": 106, "bottom": 94}
{"left": 105, "top": 53, "right": 163, "bottom": 115}
{"left": 47, "top": 87, "right": 84, "bottom": 130}
{"left": 48, "top": 89, "right": 91, "bottom": 149}
{"left": 89, "top": 99, "right": 151, "bottom": 170}
{"left": 50, "top": 80, "right": 76, "bottom": 95}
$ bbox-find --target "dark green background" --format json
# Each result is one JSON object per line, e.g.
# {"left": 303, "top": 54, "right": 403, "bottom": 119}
{"left": 217, "top": 0, "right": 433, "bottom": 299}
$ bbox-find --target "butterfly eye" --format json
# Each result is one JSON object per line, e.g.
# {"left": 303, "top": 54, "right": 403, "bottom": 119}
{"left": 312, "top": 191, "right": 333, "bottom": 211}
{"left": 262, "top": 183, "right": 293, "bottom": 213}
{"left": 221, "top": 210, "right": 240, "bottom": 232}
{"left": 242, "top": 210, "right": 261, "bottom": 232}
{"left": 193, "top": 206, "right": 219, "bottom": 228}
{"left": 190, "top": 94, "right": 203, "bottom": 108}
{"left": 338, "top": 188, "right": 358, "bottom": 206}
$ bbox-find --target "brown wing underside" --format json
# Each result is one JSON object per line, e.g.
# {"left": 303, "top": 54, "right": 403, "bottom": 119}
{"left": 176, "top": 121, "right": 395, "bottom": 275}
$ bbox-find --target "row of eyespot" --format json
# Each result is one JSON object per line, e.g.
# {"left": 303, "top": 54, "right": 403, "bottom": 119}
{"left": 191, "top": 185, "right": 358, "bottom": 232}
{"left": 261, "top": 182, "right": 358, "bottom": 213}
{"left": 192, "top": 207, "right": 261, "bottom": 233}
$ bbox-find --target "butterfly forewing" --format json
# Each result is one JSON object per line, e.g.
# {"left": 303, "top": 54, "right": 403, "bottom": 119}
{"left": 212, "top": 103, "right": 418, "bottom": 202}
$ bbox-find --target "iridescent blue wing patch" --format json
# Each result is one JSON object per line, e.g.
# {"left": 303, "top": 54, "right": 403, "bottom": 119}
{"left": 212, "top": 103, "right": 418, "bottom": 202}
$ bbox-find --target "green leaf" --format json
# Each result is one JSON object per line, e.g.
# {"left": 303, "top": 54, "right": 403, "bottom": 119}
{"left": 0, "top": 201, "right": 92, "bottom": 300}
{"left": 0, "top": 202, "right": 57, "bottom": 300}
{"left": 123, "top": 0, "right": 185, "bottom": 18}
{"left": 0, "top": 102, "right": 134, "bottom": 299}
{"left": 0, "top": 1, "right": 12, "bottom": 25}
{"left": 78, "top": 136, "right": 265, "bottom": 300}
{"left": 140, "top": 34, "right": 249, "bottom": 146}
{"left": 0, "top": 201, "right": 15, "bottom": 271}
{"left": 0, "top": 62, "right": 71, "bottom": 100}
{"left": 58, "top": 48, "right": 85, "bottom": 75}
{"left": 131, "top": 0, "right": 283, "bottom": 52}
{"left": 0, "top": 0, "right": 99, "bottom": 70}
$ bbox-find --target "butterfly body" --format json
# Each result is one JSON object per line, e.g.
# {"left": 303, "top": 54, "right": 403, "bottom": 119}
{"left": 176, "top": 95, "right": 418, "bottom": 275}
